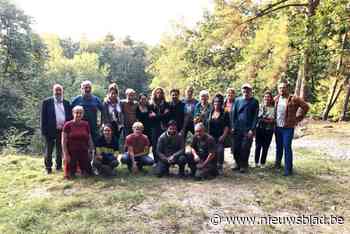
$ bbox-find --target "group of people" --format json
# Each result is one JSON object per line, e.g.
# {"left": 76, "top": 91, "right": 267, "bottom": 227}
{"left": 40, "top": 80, "right": 309, "bottom": 180}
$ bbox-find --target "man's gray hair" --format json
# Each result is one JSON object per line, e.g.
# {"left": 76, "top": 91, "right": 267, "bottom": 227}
{"left": 72, "top": 105, "right": 84, "bottom": 114}
{"left": 81, "top": 80, "right": 92, "bottom": 88}
{"left": 194, "top": 123, "right": 205, "bottom": 131}
{"left": 52, "top": 84, "right": 63, "bottom": 91}
{"left": 199, "top": 90, "right": 209, "bottom": 98}
{"left": 125, "top": 88, "right": 136, "bottom": 95}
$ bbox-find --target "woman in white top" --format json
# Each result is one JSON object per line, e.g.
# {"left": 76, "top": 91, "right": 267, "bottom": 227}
{"left": 254, "top": 90, "right": 275, "bottom": 168}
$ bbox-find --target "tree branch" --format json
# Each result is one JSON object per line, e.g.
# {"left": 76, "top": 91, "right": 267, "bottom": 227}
{"left": 237, "top": 2, "right": 308, "bottom": 27}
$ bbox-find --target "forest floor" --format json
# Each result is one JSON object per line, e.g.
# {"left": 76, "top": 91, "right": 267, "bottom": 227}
{"left": 0, "top": 121, "right": 350, "bottom": 233}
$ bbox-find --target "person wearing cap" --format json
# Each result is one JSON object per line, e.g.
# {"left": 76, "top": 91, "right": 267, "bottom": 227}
{"left": 121, "top": 122, "right": 154, "bottom": 173}
{"left": 231, "top": 83, "right": 259, "bottom": 173}
{"left": 121, "top": 88, "right": 138, "bottom": 137}
{"left": 274, "top": 80, "right": 309, "bottom": 176}
{"left": 41, "top": 84, "right": 72, "bottom": 174}
{"left": 71, "top": 80, "right": 104, "bottom": 144}
{"left": 155, "top": 120, "right": 187, "bottom": 177}
{"left": 186, "top": 123, "right": 218, "bottom": 180}
{"left": 193, "top": 90, "right": 212, "bottom": 130}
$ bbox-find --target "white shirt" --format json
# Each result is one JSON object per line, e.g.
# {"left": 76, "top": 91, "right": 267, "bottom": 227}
{"left": 276, "top": 96, "right": 287, "bottom": 127}
{"left": 54, "top": 98, "right": 66, "bottom": 129}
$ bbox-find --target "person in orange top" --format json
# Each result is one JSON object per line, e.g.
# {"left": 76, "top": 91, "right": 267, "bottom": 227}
{"left": 121, "top": 122, "right": 154, "bottom": 173}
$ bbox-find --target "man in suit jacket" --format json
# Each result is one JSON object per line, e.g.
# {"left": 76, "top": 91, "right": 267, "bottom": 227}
{"left": 41, "top": 84, "right": 72, "bottom": 174}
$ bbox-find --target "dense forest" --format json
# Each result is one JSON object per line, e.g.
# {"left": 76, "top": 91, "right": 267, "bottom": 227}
{"left": 0, "top": 0, "right": 349, "bottom": 153}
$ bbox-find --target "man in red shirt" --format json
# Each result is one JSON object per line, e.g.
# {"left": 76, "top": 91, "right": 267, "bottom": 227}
{"left": 121, "top": 122, "right": 154, "bottom": 173}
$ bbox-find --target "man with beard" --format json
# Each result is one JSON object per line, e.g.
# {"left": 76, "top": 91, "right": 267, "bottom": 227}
{"left": 168, "top": 89, "right": 186, "bottom": 136}
{"left": 231, "top": 83, "right": 259, "bottom": 173}
{"left": 156, "top": 120, "right": 187, "bottom": 177}
{"left": 41, "top": 84, "right": 72, "bottom": 174}
{"left": 274, "top": 81, "right": 309, "bottom": 176}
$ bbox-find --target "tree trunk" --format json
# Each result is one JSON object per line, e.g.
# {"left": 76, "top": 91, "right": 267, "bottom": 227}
{"left": 294, "top": 65, "right": 303, "bottom": 96}
{"left": 298, "top": 0, "right": 320, "bottom": 101}
{"left": 341, "top": 77, "right": 350, "bottom": 121}
{"left": 322, "top": 78, "right": 341, "bottom": 120}
{"left": 322, "top": 33, "right": 348, "bottom": 120}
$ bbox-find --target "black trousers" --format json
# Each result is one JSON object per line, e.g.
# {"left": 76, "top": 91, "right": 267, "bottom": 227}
{"left": 44, "top": 130, "right": 62, "bottom": 170}
{"left": 255, "top": 128, "right": 274, "bottom": 165}
{"left": 186, "top": 153, "right": 218, "bottom": 179}
{"left": 92, "top": 158, "right": 119, "bottom": 176}
{"left": 233, "top": 130, "right": 253, "bottom": 169}
{"left": 155, "top": 154, "right": 187, "bottom": 176}
{"left": 151, "top": 126, "right": 165, "bottom": 163}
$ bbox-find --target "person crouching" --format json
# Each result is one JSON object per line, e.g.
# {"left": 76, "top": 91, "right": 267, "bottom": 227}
{"left": 155, "top": 120, "right": 187, "bottom": 177}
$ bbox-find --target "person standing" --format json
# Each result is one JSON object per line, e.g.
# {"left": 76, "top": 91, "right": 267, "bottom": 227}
{"left": 168, "top": 89, "right": 186, "bottom": 136}
{"left": 136, "top": 93, "right": 152, "bottom": 142}
{"left": 62, "top": 106, "right": 94, "bottom": 179}
{"left": 254, "top": 91, "right": 275, "bottom": 168}
{"left": 40, "top": 84, "right": 72, "bottom": 174}
{"left": 182, "top": 86, "right": 198, "bottom": 138}
{"left": 149, "top": 87, "right": 170, "bottom": 163}
{"left": 224, "top": 88, "right": 235, "bottom": 154}
{"left": 121, "top": 88, "right": 138, "bottom": 137}
{"left": 194, "top": 90, "right": 212, "bottom": 130}
{"left": 208, "top": 94, "right": 230, "bottom": 175}
{"left": 156, "top": 121, "right": 187, "bottom": 177}
{"left": 224, "top": 88, "right": 235, "bottom": 114}
{"left": 274, "top": 81, "right": 309, "bottom": 176}
{"left": 71, "top": 80, "right": 104, "bottom": 144}
{"left": 231, "top": 83, "right": 259, "bottom": 173}
{"left": 102, "top": 83, "right": 124, "bottom": 144}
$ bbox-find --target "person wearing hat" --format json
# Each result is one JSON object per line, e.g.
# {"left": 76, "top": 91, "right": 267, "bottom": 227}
{"left": 231, "top": 83, "right": 259, "bottom": 173}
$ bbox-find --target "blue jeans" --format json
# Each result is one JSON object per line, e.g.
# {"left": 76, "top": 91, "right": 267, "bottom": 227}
{"left": 275, "top": 127, "right": 294, "bottom": 175}
{"left": 121, "top": 153, "right": 154, "bottom": 171}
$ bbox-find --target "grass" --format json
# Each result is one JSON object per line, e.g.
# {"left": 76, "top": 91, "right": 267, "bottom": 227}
{"left": 0, "top": 122, "right": 350, "bottom": 233}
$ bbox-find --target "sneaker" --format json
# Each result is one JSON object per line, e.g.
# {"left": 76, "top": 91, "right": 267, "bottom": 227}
{"left": 260, "top": 164, "right": 266, "bottom": 169}
{"left": 46, "top": 168, "right": 52, "bottom": 175}
{"left": 255, "top": 163, "right": 260, "bottom": 168}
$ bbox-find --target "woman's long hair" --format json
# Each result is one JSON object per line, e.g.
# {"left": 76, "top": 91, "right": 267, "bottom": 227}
{"left": 150, "top": 87, "right": 166, "bottom": 105}
{"left": 104, "top": 83, "right": 119, "bottom": 103}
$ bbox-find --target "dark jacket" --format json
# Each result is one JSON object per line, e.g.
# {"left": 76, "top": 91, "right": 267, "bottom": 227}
{"left": 168, "top": 101, "right": 186, "bottom": 132}
{"left": 232, "top": 96, "right": 259, "bottom": 132}
{"left": 41, "top": 97, "right": 72, "bottom": 138}
{"left": 102, "top": 100, "right": 124, "bottom": 128}
{"left": 156, "top": 132, "right": 185, "bottom": 162}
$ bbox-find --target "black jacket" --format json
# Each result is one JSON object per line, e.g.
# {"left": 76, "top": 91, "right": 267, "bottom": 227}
{"left": 40, "top": 97, "right": 72, "bottom": 138}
